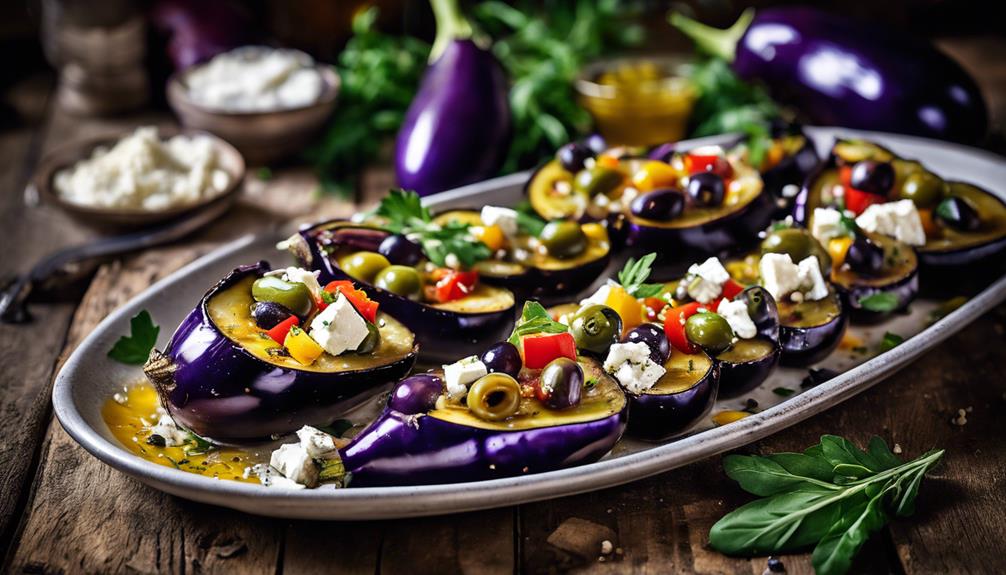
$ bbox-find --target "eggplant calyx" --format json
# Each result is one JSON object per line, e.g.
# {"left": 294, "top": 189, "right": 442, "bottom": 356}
{"left": 429, "top": 0, "right": 475, "bottom": 62}
{"left": 668, "top": 8, "right": 754, "bottom": 63}
{"left": 143, "top": 348, "right": 177, "bottom": 393}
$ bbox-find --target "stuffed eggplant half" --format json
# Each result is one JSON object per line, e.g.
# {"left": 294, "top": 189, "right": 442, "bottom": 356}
{"left": 794, "top": 139, "right": 1006, "bottom": 277}
{"left": 430, "top": 207, "right": 611, "bottom": 300}
{"left": 286, "top": 192, "right": 519, "bottom": 362}
{"left": 526, "top": 134, "right": 814, "bottom": 276}
{"left": 143, "top": 262, "right": 418, "bottom": 442}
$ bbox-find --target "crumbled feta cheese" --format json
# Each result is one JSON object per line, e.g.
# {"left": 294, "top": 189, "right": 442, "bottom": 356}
{"left": 685, "top": 257, "right": 730, "bottom": 303}
{"left": 296, "top": 426, "right": 339, "bottom": 459}
{"left": 283, "top": 267, "right": 323, "bottom": 301}
{"left": 797, "top": 256, "right": 829, "bottom": 301}
{"left": 759, "top": 253, "right": 803, "bottom": 301}
{"left": 270, "top": 443, "right": 319, "bottom": 487}
{"left": 855, "top": 199, "right": 926, "bottom": 246}
{"left": 250, "top": 464, "right": 306, "bottom": 489}
{"left": 811, "top": 207, "right": 845, "bottom": 245}
{"left": 603, "top": 342, "right": 666, "bottom": 394}
{"left": 579, "top": 280, "right": 617, "bottom": 306}
{"left": 309, "top": 294, "right": 369, "bottom": 356}
{"left": 717, "top": 299, "right": 757, "bottom": 339}
{"left": 480, "top": 206, "right": 519, "bottom": 237}
{"left": 150, "top": 414, "right": 189, "bottom": 447}
{"left": 443, "top": 355, "right": 487, "bottom": 401}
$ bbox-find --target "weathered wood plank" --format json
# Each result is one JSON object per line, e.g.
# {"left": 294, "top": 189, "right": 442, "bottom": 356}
{"left": 378, "top": 508, "right": 515, "bottom": 575}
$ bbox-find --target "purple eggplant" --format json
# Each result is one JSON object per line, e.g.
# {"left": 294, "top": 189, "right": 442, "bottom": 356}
{"left": 394, "top": 0, "right": 511, "bottom": 196}
{"left": 626, "top": 350, "right": 720, "bottom": 441}
{"left": 388, "top": 374, "right": 444, "bottom": 415}
{"left": 671, "top": 8, "right": 988, "bottom": 144}
{"left": 143, "top": 262, "right": 418, "bottom": 442}
{"left": 715, "top": 337, "right": 781, "bottom": 398}
{"left": 831, "top": 233, "right": 919, "bottom": 323}
{"left": 338, "top": 357, "right": 627, "bottom": 487}
{"left": 286, "top": 220, "right": 516, "bottom": 363}
{"left": 777, "top": 289, "right": 849, "bottom": 367}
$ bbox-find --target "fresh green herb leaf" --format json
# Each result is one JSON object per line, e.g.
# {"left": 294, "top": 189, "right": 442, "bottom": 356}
{"left": 514, "top": 201, "right": 547, "bottom": 236}
{"left": 320, "top": 290, "right": 337, "bottom": 304}
{"left": 256, "top": 167, "right": 273, "bottom": 181}
{"left": 858, "top": 292, "right": 900, "bottom": 313}
{"left": 508, "top": 301, "right": 568, "bottom": 345}
{"left": 878, "top": 331, "right": 904, "bottom": 353}
{"left": 772, "top": 387, "right": 794, "bottom": 397}
{"left": 108, "top": 310, "right": 159, "bottom": 365}
{"left": 374, "top": 189, "right": 490, "bottom": 268}
{"left": 617, "top": 253, "right": 663, "bottom": 298}
{"left": 375, "top": 188, "right": 432, "bottom": 231}
{"left": 183, "top": 431, "right": 213, "bottom": 456}
{"left": 585, "top": 377, "right": 599, "bottom": 389}
{"left": 710, "top": 436, "right": 944, "bottom": 575}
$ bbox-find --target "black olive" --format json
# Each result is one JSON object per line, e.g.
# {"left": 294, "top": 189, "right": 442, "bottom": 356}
{"left": 849, "top": 160, "right": 895, "bottom": 195}
{"left": 481, "top": 342, "right": 522, "bottom": 378}
{"left": 557, "top": 142, "right": 594, "bottom": 172}
{"left": 583, "top": 134, "right": 607, "bottom": 155}
{"left": 378, "top": 234, "right": 424, "bottom": 266}
{"left": 630, "top": 188, "right": 685, "bottom": 221}
{"left": 251, "top": 301, "right": 296, "bottom": 329}
{"left": 935, "top": 196, "right": 981, "bottom": 231}
{"left": 622, "top": 323, "right": 671, "bottom": 364}
{"left": 845, "top": 235, "right": 885, "bottom": 275}
{"left": 687, "top": 172, "right": 726, "bottom": 207}
{"left": 737, "top": 286, "right": 780, "bottom": 342}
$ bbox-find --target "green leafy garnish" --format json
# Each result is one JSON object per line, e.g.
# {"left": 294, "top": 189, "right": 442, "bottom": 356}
{"left": 617, "top": 253, "right": 664, "bottom": 298}
{"left": 108, "top": 310, "right": 159, "bottom": 365}
{"left": 858, "top": 292, "right": 900, "bottom": 313}
{"left": 514, "top": 200, "right": 547, "bottom": 237}
{"left": 183, "top": 431, "right": 214, "bottom": 456}
{"left": 508, "top": 301, "right": 568, "bottom": 345}
{"left": 878, "top": 332, "right": 904, "bottom": 353}
{"left": 375, "top": 189, "right": 491, "bottom": 268}
{"left": 772, "top": 387, "right": 795, "bottom": 397}
{"left": 710, "top": 435, "right": 943, "bottom": 575}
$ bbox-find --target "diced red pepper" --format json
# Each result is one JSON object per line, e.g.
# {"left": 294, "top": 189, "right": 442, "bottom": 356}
{"left": 323, "top": 280, "right": 379, "bottom": 323}
{"left": 663, "top": 302, "right": 702, "bottom": 354}
{"left": 434, "top": 270, "right": 479, "bottom": 303}
{"left": 522, "top": 332, "right": 577, "bottom": 369}
{"left": 721, "top": 278, "right": 745, "bottom": 300}
{"left": 267, "top": 315, "right": 299, "bottom": 344}
{"left": 643, "top": 297, "right": 668, "bottom": 321}
{"left": 685, "top": 153, "right": 733, "bottom": 179}
{"left": 839, "top": 165, "right": 886, "bottom": 215}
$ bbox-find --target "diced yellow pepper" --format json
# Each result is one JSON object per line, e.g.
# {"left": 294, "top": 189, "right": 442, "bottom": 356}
{"left": 839, "top": 332, "right": 865, "bottom": 351}
{"left": 712, "top": 410, "right": 750, "bottom": 426}
{"left": 284, "top": 326, "right": 324, "bottom": 365}
{"left": 604, "top": 285, "right": 643, "bottom": 332}
{"left": 631, "top": 160, "right": 680, "bottom": 192}
{"left": 828, "top": 237, "right": 853, "bottom": 269}
{"left": 596, "top": 154, "right": 621, "bottom": 169}
{"left": 472, "top": 224, "right": 507, "bottom": 252}
{"left": 581, "top": 222, "right": 608, "bottom": 242}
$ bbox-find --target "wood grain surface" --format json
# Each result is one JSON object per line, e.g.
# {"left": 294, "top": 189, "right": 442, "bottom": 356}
{"left": 2, "top": 37, "right": 1005, "bottom": 574}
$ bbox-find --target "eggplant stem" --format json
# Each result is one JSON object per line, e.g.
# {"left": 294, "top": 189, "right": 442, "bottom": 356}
{"left": 669, "top": 8, "right": 754, "bottom": 63}
{"left": 429, "top": 0, "right": 473, "bottom": 62}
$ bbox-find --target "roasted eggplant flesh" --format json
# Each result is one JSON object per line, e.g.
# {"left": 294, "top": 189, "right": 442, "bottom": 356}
{"left": 776, "top": 288, "right": 843, "bottom": 331}
{"left": 716, "top": 337, "right": 780, "bottom": 397}
{"left": 717, "top": 337, "right": 777, "bottom": 365}
{"left": 643, "top": 349, "right": 714, "bottom": 397}
{"left": 830, "top": 233, "right": 917, "bottom": 292}
{"left": 209, "top": 275, "right": 415, "bottom": 371}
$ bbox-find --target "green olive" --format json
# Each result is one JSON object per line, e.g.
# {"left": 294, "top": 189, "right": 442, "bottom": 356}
{"left": 374, "top": 265, "right": 422, "bottom": 299}
{"left": 685, "top": 312, "right": 734, "bottom": 354}
{"left": 898, "top": 171, "right": 947, "bottom": 209}
{"left": 761, "top": 227, "right": 831, "bottom": 272}
{"left": 251, "top": 276, "right": 313, "bottom": 316}
{"left": 466, "top": 373, "right": 522, "bottom": 421}
{"left": 570, "top": 304, "right": 622, "bottom": 355}
{"left": 355, "top": 322, "right": 381, "bottom": 354}
{"left": 338, "top": 251, "right": 390, "bottom": 283}
{"left": 573, "top": 165, "right": 623, "bottom": 197}
{"left": 540, "top": 220, "right": 587, "bottom": 259}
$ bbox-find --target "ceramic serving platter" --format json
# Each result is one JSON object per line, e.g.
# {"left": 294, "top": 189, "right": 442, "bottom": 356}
{"left": 53, "top": 127, "right": 1006, "bottom": 519}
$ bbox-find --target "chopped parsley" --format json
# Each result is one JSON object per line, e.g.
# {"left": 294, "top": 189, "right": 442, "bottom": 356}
{"left": 375, "top": 189, "right": 491, "bottom": 268}
{"left": 108, "top": 310, "right": 160, "bottom": 365}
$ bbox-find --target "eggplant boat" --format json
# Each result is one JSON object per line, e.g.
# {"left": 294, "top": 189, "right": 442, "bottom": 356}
{"left": 285, "top": 191, "right": 516, "bottom": 362}
{"left": 429, "top": 207, "right": 611, "bottom": 300}
{"left": 526, "top": 134, "right": 813, "bottom": 276}
{"left": 794, "top": 139, "right": 1006, "bottom": 277}
{"left": 143, "top": 262, "right": 418, "bottom": 442}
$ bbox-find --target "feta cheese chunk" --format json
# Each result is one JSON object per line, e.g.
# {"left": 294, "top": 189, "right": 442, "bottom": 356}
{"left": 283, "top": 267, "right": 323, "bottom": 301}
{"left": 150, "top": 414, "right": 189, "bottom": 447}
{"left": 443, "top": 355, "right": 488, "bottom": 401}
{"left": 579, "top": 280, "right": 616, "bottom": 307}
{"left": 481, "top": 206, "right": 519, "bottom": 237}
{"left": 717, "top": 299, "right": 757, "bottom": 339}
{"left": 811, "top": 207, "right": 845, "bottom": 245}
{"left": 797, "top": 256, "right": 829, "bottom": 301}
{"left": 309, "top": 293, "right": 369, "bottom": 356}
{"left": 759, "top": 253, "right": 803, "bottom": 301}
{"left": 855, "top": 199, "right": 926, "bottom": 246}
{"left": 296, "top": 426, "right": 339, "bottom": 459}
{"left": 249, "top": 464, "right": 307, "bottom": 489}
{"left": 603, "top": 342, "right": 666, "bottom": 394}
{"left": 269, "top": 444, "right": 319, "bottom": 487}
{"left": 686, "top": 257, "right": 730, "bottom": 303}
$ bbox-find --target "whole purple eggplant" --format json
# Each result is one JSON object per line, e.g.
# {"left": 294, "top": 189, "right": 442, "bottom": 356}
{"left": 395, "top": 0, "right": 511, "bottom": 196}
{"left": 671, "top": 8, "right": 988, "bottom": 144}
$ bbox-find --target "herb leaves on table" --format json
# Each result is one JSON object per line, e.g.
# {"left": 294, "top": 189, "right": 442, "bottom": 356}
{"left": 108, "top": 310, "right": 159, "bottom": 365}
{"left": 710, "top": 435, "right": 944, "bottom": 575}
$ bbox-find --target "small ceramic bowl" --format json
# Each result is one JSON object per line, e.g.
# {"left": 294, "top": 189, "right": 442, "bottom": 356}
{"left": 33, "top": 128, "right": 245, "bottom": 229}
{"left": 167, "top": 63, "right": 339, "bottom": 165}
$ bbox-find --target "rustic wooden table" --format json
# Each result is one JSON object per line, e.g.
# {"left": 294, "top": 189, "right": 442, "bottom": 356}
{"left": 2, "top": 38, "right": 1005, "bottom": 575}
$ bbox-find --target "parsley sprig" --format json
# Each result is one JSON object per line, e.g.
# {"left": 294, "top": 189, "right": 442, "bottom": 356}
{"left": 617, "top": 253, "right": 664, "bottom": 298}
{"left": 108, "top": 310, "right": 159, "bottom": 365}
{"left": 508, "top": 301, "right": 568, "bottom": 345}
{"left": 375, "top": 189, "right": 491, "bottom": 269}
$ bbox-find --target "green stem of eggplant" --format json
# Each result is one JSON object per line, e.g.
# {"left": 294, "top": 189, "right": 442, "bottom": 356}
{"left": 429, "top": 0, "right": 474, "bottom": 63}
{"left": 669, "top": 8, "right": 755, "bottom": 63}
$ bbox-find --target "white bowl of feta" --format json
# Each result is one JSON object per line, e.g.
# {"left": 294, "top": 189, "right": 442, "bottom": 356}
{"left": 167, "top": 46, "right": 340, "bottom": 165}
{"left": 35, "top": 126, "right": 245, "bottom": 228}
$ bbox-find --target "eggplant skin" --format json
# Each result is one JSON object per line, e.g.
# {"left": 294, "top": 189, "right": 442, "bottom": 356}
{"left": 395, "top": 39, "right": 511, "bottom": 197}
{"left": 146, "top": 262, "right": 418, "bottom": 443}
{"left": 762, "top": 138, "right": 820, "bottom": 218}
{"left": 734, "top": 8, "right": 987, "bottom": 144}
{"left": 840, "top": 269, "right": 919, "bottom": 324}
{"left": 626, "top": 364, "right": 720, "bottom": 442}
{"left": 339, "top": 407, "right": 627, "bottom": 487}
{"left": 717, "top": 342, "right": 781, "bottom": 399}
{"left": 779, "top": 304, "right": 849, "bottom": 367}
